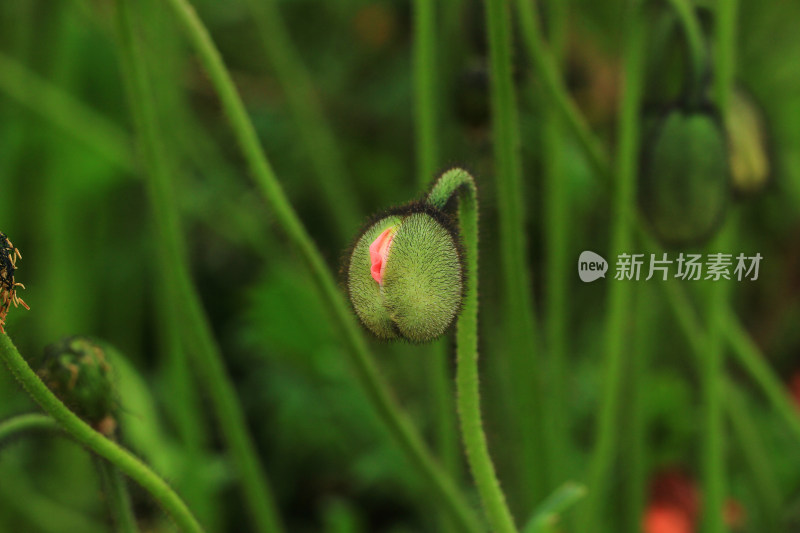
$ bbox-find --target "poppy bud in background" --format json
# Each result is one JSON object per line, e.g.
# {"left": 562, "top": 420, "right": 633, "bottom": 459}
{"left": 639, "top": 107, "right": 730, "bottom": 246}
{"left": 726, "top": 89, "right": 770, "bottom": 196}
{"left": 347, "top": 206, "right": 464, "bottom": 343}
{"left": 36, "top": 337, "right": 119, "bottom": 436}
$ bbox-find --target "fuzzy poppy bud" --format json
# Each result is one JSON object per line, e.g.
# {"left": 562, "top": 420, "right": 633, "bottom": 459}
{"left": 347, "top": 207, "right": 463, "bottom": 343}
{"left": 639, "top": 107, "right": 729, "bottom": 246}
{"left": 36, "top": 337, "right": 119, "bottom": 436}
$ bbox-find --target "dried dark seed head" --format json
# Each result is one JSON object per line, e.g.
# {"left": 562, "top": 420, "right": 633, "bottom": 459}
{"left": 0, "top": 232, "right": 29, "bottom": 334}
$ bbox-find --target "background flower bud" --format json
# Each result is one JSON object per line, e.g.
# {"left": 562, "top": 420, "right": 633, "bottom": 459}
{"left": 36, "top": 337, "right": 119, "bottom": 436}
{"left": 347, "top": 207, "right": 463, "bottom": 343}
{"left": 639, "top": 107, "right": 730, "bottom": 246}
{"left": 726, "top": 89, "right": 770, "bottom": 196}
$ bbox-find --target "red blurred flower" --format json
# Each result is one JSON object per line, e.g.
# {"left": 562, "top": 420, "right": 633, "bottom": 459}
{"left": 643, "top": 505, "right": 693, "bottom": 533}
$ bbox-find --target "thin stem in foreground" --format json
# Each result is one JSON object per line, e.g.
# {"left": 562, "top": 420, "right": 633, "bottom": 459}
{"left": 0, "top": 413, "right": 60, "bottom": 443}
{"left": 428, "top": 168, "right": 518, "bottom": 533}
{"left": 0, "top": 334, "right": 204, "bottom": 533}
{"left": 159, "top": 0, "right": 481, "bottom": 530}
{"left": 115, "top": 2, "right": 284, "bottom": 532}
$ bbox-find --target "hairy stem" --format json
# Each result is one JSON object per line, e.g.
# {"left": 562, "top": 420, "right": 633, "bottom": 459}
{"left": 160, "top": 0, "right": 481, "bottom": 529}
{"left": 0, "top": 334, "right": 203, "bottom": 533}
{"left": 115, "top": 2, "right": 284, "bottom": 532}
{"left": 429, "top": 168, "right": 518, "bottom": 533}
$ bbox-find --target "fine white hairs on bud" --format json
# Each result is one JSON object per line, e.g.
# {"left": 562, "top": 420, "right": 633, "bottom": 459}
{"left": 346, "top": 205, "right": 464, "bottom": 343}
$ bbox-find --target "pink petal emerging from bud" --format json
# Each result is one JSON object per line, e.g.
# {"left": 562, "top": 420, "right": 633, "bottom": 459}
{"left": 369, "top": 227, "right": 395, "bottom": 283}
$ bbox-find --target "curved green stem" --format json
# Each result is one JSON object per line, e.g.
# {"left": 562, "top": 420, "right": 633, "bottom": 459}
{"left": 579, "top": 2, "right": 645, "bottom": 530}
{"left": 665, "top": 0, "right": 707, "bottom": 104}
{"left": 522, "top": 482, "right": 586, "bottom": 533}
{"left": 0, "top": 334, "right": 204, "bottom": 533}
{"left": 484, "top": 0, "right": 542, "bottom": 505}
{"left": 1, "top": 413, "right": 138, "bottom": 532}
{"left": 428, "top": 168, "right": 518, "bottom": 533}
{"left": 159, "top": 0, "right": 481, "bottom": 530}
{"left": 115, "top": 2, "right": 284, "bottom": 532}
{"left": 0, "top": 413, "right": 60, "bottom": 443}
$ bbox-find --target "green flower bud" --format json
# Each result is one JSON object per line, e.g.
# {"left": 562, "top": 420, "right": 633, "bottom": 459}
{"left": 639, "top": 107, "right": 730, "bottom": 246}
{"left": 347, "top": 206, "right": 463, "bottom": 343}
{"left": 726, "top": 89, "right": 770, "bottom": 196}
{"left": 36, "top": 337, "right": 119, "bottom": 436}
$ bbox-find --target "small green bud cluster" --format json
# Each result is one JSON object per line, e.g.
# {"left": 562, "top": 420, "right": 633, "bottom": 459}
{"left": 347, "top": 202, "right": 464, "bottom": 343}
{"left": 36, "top": 337, "right": 119, "bottom": 436}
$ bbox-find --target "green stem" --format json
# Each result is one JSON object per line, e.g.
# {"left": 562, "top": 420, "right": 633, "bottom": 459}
{"left": 484, "top": 0, "right": 542, "bottom": 505}
{"left": 0, "top": 334, "right": 204, "bottom": 533}
{"left": 701, "top": 4, "right": 738, "bottom": 530}
{"left": 242, "top": 0, "right": 360, "bottom": 237}
{"left": 724, "top": 314, "right": 800, "bottom": 443}
{"left": 428, "top": 168, "right": 518, "bottom": 533}
{"left": 521, "top": 482, "right": 586, "bottom": 533}
{"left": 701, "top": 243, "right": 730, "bottom": 533}
{"left": 665, "top": 0, "right": 708, "bottom": 104}
{"left": 514, "top": 0, "right": 609, "bottom": 181}
{"left": 626, "top": 283, "right": 653, "bottom": 533}
{"left": 413, "top": 0, "right": 439, "bottom": 188}
{"left": 541, "top": 0, "right": 570, "bottom": 493}
{"left": 0, "top": 51, "right": 133, "bottom": 171}
{"left": 579, "top": 2, "right": 645, "bottom": 531}
{"left": 724, "top": 380, "right": 781, "bottom": 529}
{"left": 0, "top": 413, "right": 60, "bottom": 443}
{"left": 160, "top": 0, "right": 481, "bottom": 530}
{"left": 115, "top": 2, "right": 284, "bottom": 532}
{"left": 96, "top": 457, "right": 139, "bottom": 533}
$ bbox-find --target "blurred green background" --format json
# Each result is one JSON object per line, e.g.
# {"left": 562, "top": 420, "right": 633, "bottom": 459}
{"left": 1, "top": 0, "right": 800, "bottom": 532}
